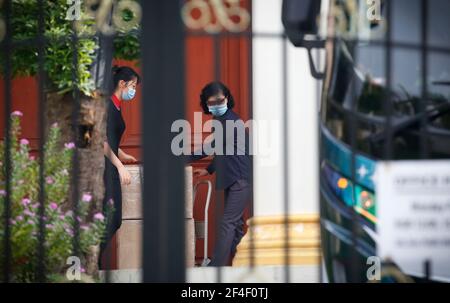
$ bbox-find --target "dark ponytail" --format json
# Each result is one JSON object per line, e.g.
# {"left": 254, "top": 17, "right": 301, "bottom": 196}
{"left": 112, "top": 65, "right": 141, "bottom": 90}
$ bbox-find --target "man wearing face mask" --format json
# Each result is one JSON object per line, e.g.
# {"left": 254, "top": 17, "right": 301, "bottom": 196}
{"left": 100, "top": 65, "right": 140, "bottom": 269}
{"left": 189, "top": 82, "right": 252, "bottom": 267}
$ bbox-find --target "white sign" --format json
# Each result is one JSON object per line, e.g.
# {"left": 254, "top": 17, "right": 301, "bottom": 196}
{"left": 376, "top": 161, "right": 450, "bottom": 282}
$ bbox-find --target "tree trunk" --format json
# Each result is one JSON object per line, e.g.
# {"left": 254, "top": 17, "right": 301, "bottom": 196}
{"left": 46, "top": 91, "right": 108, "bottom": 275}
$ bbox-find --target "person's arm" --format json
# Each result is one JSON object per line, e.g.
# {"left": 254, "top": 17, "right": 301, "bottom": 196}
{"left": 118, "top": 148, "right": 137, "bottom": 163}
{"left": 206, "top": 159, "right": 216, "bottom": 174}
{"left": 189, "top": 152, "right": 207, "bottom": 162}
{"left": 104, "top": 142, "right": 131, "bottom": 185}
{"left": 187, "top": 136, "right": 215, "bottom": 163}
{"left": 188, "top": 146, "right": 210, "bottom": 163}
{"left": 189, "top": 135, "right": 215, "bottom": 177}
{"left": 193, "top": 157, "right": 215, "bottom": 177}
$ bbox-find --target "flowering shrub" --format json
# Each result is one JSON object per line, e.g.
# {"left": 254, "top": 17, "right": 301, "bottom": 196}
{"left": 0, "top": 111, "right": 109, "bottom": 282}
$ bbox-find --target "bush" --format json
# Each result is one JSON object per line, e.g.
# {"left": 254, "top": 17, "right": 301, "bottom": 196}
{"left": 0, "top": 0, "right": 98, "bottom": 96}
{"left": 0, "top": 0, "right": 140, "bottom": 95}
{"left": 113, "top": 3, "right": 140, "bottom": 62}
{"left": 0, "top": 111, "right": 111, "bottom": 282}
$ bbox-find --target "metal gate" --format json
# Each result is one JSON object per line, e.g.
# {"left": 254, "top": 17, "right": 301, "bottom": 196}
{"left": 2, "top": 0, "right": 449, "bottom": 284}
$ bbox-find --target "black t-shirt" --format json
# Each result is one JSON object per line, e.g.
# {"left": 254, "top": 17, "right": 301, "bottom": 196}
{"left": 105, "top": 99, "right": 126, "bottom": 177}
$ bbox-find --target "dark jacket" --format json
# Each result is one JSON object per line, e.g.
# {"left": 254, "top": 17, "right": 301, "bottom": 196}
{"left": 189, "top": 109, "right": 252, "bottom": 190}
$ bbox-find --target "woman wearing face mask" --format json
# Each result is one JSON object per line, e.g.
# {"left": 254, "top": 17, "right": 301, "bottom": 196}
{"left": 100, "top": 65, "right": 140, "bottom": 269}
{"left": 189, "top": 81, "right": 252, "bottom": 266}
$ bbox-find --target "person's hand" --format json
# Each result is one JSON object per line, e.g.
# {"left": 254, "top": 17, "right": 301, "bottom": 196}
{"left": 120, "top": 153, "right": 137, "bottom": 164}
{"left": 118, "top": 166, "right": 132, "bottom": 185}
{"left": 193, "top": 168, "right": 209, "bottom": 178}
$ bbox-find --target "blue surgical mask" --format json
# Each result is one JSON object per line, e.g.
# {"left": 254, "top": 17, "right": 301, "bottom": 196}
{"left": 122, "top": 87, "right": 136, "bottom": 101}
{"left": 208, "top": 103, "right": 228, "bottom": 117}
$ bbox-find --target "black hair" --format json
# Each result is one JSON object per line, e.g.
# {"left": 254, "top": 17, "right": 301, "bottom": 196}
{"left": 112, "top": 65, "right": 141, "bottom": 90}
{"left": 200, "top": 81, "right": 235, "bottom": 115}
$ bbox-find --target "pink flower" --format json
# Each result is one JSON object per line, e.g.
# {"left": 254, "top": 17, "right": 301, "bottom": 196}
{"left": 11, "top": 111, "right": 23, "bottom": 117}
{"left": 24, "top": 210, "right": 35, "bottom": 217}
{"left": 10, "top": 219, "right": 16, "bottom": 225}
{"left": 49, "top": 202, "right": 58, "bottom": 210}
{"left": 29, "top": 156, "right": 35, "bottom": 161}
{"left": 82, "top": 193, "right": 92, "bottom": 203}
{"left": 27, "top": 219, "right": 34, "bottom": 225}
{"left": 80, "top": 267, "right": 86, "bottom": 273}
{"left": 59, "top": 215, "right": 65, "bottom": 220}
{"left": 64, "top": 142, "right": 75, "bottom": 149}
{"left": 31, "top": 203, "right": 39, "bottom": 209}
{"left": 20, "top": 138, "right": 29, "bottom": 145}
{"left": 81, "top": 225, "right": 89, "bottom": 231}
{"left": 46, "top": 177, "right": 54, "bottom": 184}
{"left": 76, "top": 216, "right": 82, "bottom": 222}
{"left": 108, "top": 199, "right": 114, "bottom": 206}
{"left": 0, "top": 190, "right": 6, "bottom": 197}
{"left": 65, "top": 228, "right": 74, "bottom": 236}
{"left": 22, "top": 198, "right": 31, "bottom": 206}
{"left": 16, "top": 215, "right": 24, "bottom": 221}
{"left": 52, "top": 122, "right": 58, "bottom": 128}
{"left": 94, "top": 213, "right": 104, "bottom": 221}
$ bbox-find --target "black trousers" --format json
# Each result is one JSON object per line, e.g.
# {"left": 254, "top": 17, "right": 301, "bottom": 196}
{"left": 99, "top": 164, "right": 122, "bottom": 269}
{"left": 209, "top": 179, "right": 252, "bottom": 266}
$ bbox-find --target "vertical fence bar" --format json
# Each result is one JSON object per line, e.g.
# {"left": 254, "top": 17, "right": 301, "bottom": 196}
{"left": 382, "top": 0, "right": 394, "bottom": 281}
{"left": 247, "top": 0, "right": 255, "bottom": 270}
{"left": 349, "top": 38, "right": 360, "bottom": 282}
{"left": 36, "top": 0, "right": 47, "bottom": 282}
{"left": 383, "top": 0, "right": 393, "bottom": 161}
{"left": 141, "top": 0, "right": 186, "bottom": 283}
{"left": 281, "top": 34, "right": 290, "bottom": 283}
{"left": 100, "top": 4, "right": 114, "bottom": 284}
{"left": 419, "top": 0, "right": 429, "bottom": 159}
{"left": 315, "top": 46, "right": 323, "bottom": 283}
{"left": 213, "top": 33, "right": 223, "bottom": 283}
{"left": 70, "top": 20, "right": 81, "bottom": 276}
{"left": 103, "top": 32, "right": 113, "bottom": 283}
{"left": 98, "top": 34, "right": 114, "bottom": 95}
{"left": 2, "top": 0, "right": 12, "bottom": 284}
{"left": 420, "top": 0, "right": 430, "bottom": 280}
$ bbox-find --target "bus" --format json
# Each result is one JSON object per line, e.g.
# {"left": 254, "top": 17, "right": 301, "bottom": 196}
{"left": 284, "top": 0, "right": 450, "bottom": 282}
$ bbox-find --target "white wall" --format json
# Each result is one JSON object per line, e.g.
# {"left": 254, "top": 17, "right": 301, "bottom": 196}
{"left": 252, "top": 0, "right": 319, "bottom": 216}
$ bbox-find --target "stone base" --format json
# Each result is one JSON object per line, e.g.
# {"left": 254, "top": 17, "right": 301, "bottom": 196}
{"left": 117, "top": 220, "right": 142, "bottom": 269}
{"left": 117, "top": 165, "right": 196, "bottom": 269}
{"left": 233, "top": 214, "right": 321, "bottom": 266}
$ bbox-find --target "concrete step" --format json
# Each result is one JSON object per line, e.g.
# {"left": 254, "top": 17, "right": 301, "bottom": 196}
{"left": 99, "top": 265, "right": 320, "bottom": 283}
